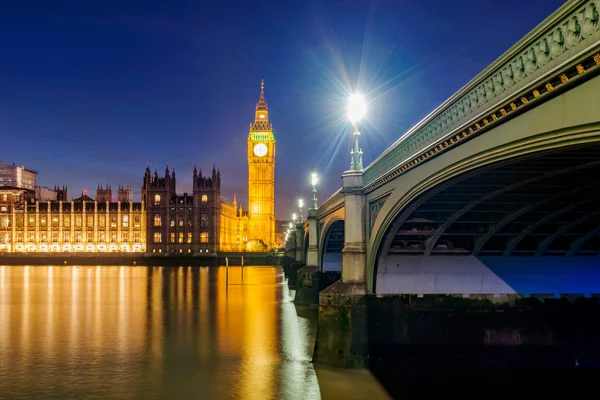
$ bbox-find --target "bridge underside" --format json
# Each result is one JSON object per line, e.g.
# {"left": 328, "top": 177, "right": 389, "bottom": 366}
{"left": 322, "top": 220, "right": 344, "bottom": 272}
{"left": 377, "top": 143, "right": 600, "bottom": 295}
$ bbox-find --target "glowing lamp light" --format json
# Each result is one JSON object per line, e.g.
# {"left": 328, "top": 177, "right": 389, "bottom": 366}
{"left": 292, "top": 213, "right": 297, "bottom": 222}
{"left": 348, "top": 93, "right": 367, "bottom": 123}
{"left": 311, "top": 173, "right": 318, "bottom": 187}
{"left": 298, "top": 199, "right": 304, "bottom": 208}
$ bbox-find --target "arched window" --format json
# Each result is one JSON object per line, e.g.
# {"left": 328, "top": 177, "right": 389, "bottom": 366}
{"left": 154, "top": 194, "right": 161, "bottom": 205}
{"left": 201, "top": 194, "right": 208, "bottom": 204}
{"left": 153, "top": 214, "right": 161, "bottom": 227}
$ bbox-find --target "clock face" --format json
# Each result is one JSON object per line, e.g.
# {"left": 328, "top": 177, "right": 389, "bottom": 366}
{"left": 253, "top": 143, "right": 268, "bottom": 157}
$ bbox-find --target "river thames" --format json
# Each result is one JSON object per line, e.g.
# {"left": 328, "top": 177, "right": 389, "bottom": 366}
{"left": 0, "top": 265, "right": 389, "bottom": 399}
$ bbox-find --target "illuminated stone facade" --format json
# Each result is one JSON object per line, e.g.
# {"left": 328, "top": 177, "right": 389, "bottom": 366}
{"left": 247, "top": 80, "right": 276, "bottom": 250}
{"left": 220, "top": 194, "right": 249, "bottom": 252}
{"left": 0, "top": 81, "right": 278, "bottom": 254}
{"left": 0, "top": 187, "right": 146, "bottom": 253}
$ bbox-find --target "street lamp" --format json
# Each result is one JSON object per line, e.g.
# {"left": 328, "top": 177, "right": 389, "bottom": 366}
{"left": 292, "top": 214, "right": 297, "bottom": 223}
{"left": 298, "top": 199, "right": 304, "bottom": 223}
{"left": 311, "top": 173, "right": 318, "bottom": 209}
{"left": 348, "top": 93, "right": 367, "bottom": 170}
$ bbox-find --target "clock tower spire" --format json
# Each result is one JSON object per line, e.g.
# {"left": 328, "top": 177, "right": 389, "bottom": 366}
{"left": 247, "top": 79, "right": 276, "bottom": 250}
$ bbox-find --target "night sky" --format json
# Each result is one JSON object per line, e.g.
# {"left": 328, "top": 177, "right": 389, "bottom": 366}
{"left": 0, "top": 0, "right": 566, "bottom": 219}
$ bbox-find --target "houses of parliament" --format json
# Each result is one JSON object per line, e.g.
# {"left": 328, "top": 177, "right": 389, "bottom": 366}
{"left": 0, "top": 81, "right": 277, "bottom": 255}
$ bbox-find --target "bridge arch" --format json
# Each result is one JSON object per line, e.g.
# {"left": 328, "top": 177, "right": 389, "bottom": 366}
{"left": 319, "top": 218, "right": 344, "bottom": 272}
{"left": 367, "top": 74, "right": 600, "bottom": 293}
{"left": 303, "top": 226, "right": 309, "bottom": 264}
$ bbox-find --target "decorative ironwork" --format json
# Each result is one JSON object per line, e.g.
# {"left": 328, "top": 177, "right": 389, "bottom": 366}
{"left": 368, "top": 195, "right": 389, "bottom": 233}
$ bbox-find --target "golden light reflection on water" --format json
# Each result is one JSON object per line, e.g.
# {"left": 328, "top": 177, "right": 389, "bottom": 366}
{"left": 0, "top": 265, "right": 321, "bottom": 399}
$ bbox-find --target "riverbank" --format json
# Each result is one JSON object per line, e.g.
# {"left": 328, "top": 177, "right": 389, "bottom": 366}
{"left": 0, "top": 252, "right": 281, "bottom": 266}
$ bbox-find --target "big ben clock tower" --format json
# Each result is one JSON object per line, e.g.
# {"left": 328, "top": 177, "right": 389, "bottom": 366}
{"left": 248, "top": 80, "right": 276, "bottom": 250}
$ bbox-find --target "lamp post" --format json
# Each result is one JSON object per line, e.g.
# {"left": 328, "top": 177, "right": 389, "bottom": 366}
{"left": 298, "top": 199, "right": 304, "bottom": 223}
{"left": 311, "top": 173, "right": 318, "bottom": 210}
{"left": 348, "top": 93, "right": 367, "bottom": 170}
{"left": 292, "top": 214, "right": 297, "bottom": 224}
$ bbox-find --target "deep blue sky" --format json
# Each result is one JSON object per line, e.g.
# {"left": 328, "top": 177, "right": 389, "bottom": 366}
{"left": 0, "top": 0, "right": 566, "bottom": 219}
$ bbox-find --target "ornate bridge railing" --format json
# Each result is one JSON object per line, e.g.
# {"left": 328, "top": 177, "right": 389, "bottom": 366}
{"left": 362, "top": 0, "right": 600, "bottom": 193}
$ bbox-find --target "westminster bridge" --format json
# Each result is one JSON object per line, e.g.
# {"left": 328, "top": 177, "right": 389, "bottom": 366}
{"left": 285, "top": 0, "right": 600, "bottom": 370}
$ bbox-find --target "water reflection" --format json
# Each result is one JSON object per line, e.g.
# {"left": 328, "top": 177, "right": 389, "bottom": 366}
{"left": 0, "top": 265, "right": 320, "bottom": 400}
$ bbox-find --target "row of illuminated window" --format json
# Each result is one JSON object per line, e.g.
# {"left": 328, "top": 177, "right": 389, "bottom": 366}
{"left": 152, "top": 232, "right": 209, "bottom": 243}
{"left": 0, "top": 231, "right": 142, "bottom": 244}
{"left": 153, "top": 214, "right": 208, "bottom": 227}
{"left": 0, "top": 214, "right": 142, "bottom": 229}
{"left": 153, "top": 194, "right": 208, "bottom": 205}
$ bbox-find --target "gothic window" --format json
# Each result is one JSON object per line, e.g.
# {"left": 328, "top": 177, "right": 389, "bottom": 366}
{"left": 41, "top": 216, "right": 48, "bottom": 228}
{"left": 110, "top": 233, "right": 117, "bottom": 243}
{"left": 153, "top": 232, "right": 162, "bottom": 243}
{"left": 52, "top": 216, "right": 59, "bottom": 227}
{"left": 154, "top": 214, "right": 162, "bottom": 227}
{"left": 96, "top": 215, "right": 103, "bottom": 227}
{"left": 111, "top": 216, "right": 117, "bottom": 228}
{"left": 122, "top": 215, "right": 129, "bottom": 228}
{"left": 178, "top": 232, "right": 184, "bottom": 243}
{"left": 154, "top": 194, "right": 161, "bottom": 205}
{"left": 170, "top": 219, "right": 175, "bottom": 227}
{"left": 201, "top": 214, "right": 207, "bottom": 226}
{"left": 0, "top": 216, "right": 8, "bottom": 228}
{"left": 202, "top": 194, "right": 208, "bottom": 204}
{"left": 99, "top": 232, "right": 105, "bottom": 242}
{"left": 200, "top": 232, "right": 208, "bottom": 243}
{"left": 187, "top": 233, "right": 192, "bottom": 243}
{"left": 170, "top": 232, "right": 175, "bottom": 243}
{"left": 28, "top": 217, "right": 35, "bottom": 228}
{"left": 179, "top": 218, "right": 184, "bottom": 227}
{"left": 134, "top": 216, "right": 140, "bottom": 228}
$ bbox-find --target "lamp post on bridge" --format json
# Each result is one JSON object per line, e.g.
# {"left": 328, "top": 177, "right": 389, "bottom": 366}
{"left": 305, "top": 172, "right": 320, "bottom": 268}
{"left": 311, "top": 173, "right": 318, "bottom": 210}
{"left": 297, "top": 199, "right": 304, "bottom": 223}
{"left": 348, "top": 93, "right": 366, "bottom": 171}
{"left": 337, "top": 92, "right": 369, "bottom": 286}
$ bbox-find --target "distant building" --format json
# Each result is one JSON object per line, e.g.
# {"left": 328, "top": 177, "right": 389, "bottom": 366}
{"left": 0, "top": 80, "right": 278, "bottom": 254}
{"left": 0, "top": 190, "right": 146, "bottom": 253}
{"left": 35, "top": 187, "right": 58, "bottom": 202}
{"left": 0, "top": 162, "right": 37, "bottom": 190}
{"left": 118, "top": 185, "right": 132, "bottom": 202}
{"left": 143, "top": 165, "right": 222, "bottom": 255}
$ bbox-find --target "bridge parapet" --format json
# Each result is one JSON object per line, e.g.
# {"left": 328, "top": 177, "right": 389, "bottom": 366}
{"left": 363, "top": 0, "right": 600, "bottom": 192}
{"left": 316, "top": 188, "right": 343, "bottom": 219}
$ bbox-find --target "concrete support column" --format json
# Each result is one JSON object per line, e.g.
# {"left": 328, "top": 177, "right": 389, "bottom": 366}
{"left": 295, "top": 222, "right": 304, "bottom": 262}
{"left": 340, "top": 170, "right": 366, "bottom": 285}
{"left": 306, "top": 209, "right": 318, "bottom": 267}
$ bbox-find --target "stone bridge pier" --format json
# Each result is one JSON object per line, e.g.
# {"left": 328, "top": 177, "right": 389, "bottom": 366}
{"left": 312, "top": 169, "right": 371, "bottom": 368}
